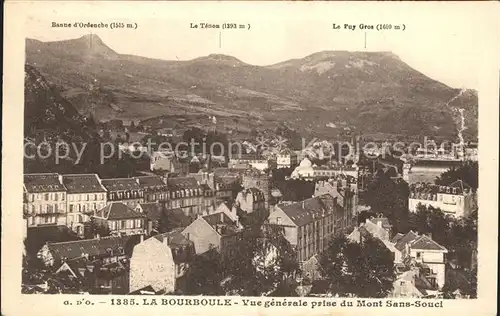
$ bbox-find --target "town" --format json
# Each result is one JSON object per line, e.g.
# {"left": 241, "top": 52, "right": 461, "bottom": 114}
{"left": 22, "top": 127, "right": 478, "bottom": 298}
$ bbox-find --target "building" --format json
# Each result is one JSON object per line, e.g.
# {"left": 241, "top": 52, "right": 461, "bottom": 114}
{"left": 37, "top": 235, "right": 140, "bottom": 268}
{"left": 392, "top": 231, "right": 448, "bottom": 289}
{"left": 402, "top": 159, "right": 463, "bottom": 184}
{"left": 232, "top": 187, "right": 268, "bottom": 227}
{"left": 129, "top": 231, "right": 195, "bottom": 294}
{"left": 166, "top": 176, "right": 207, "bottom": 218}
{"left": 291, "top": 158, "right": 359, "bottom": 180}
{"left": 95, "top": 202, "right": 146, "bottom": 236}
{"left": 61, "top": 174, "right": 107, "bottom": 236}
{"left": 23, "top": 173, "right": 67, "bottom": 227}
{"left": 229, "top": 153, "right": 277, "bottom": 171}
{"left": 277, "top": 149, "right": 298, "bottom": 169}
{"left": 391, "top": 267, "right": 439, "bottom": 298}
{"left": 101, "top": 178, "right": 144, "bottom": 208}
{"left": 214, "top": 175, "right": 241, "bottom": 203}
{"left": 135, "top": 202, "right": 163, "bottom": 235}
{"left": 182, "top": 211, "right": 242, "bottom": 260}
{"left": 348, "top": 216, "right": 393, "bottom": 243}
{"left": 134, "top": 175, "right": 169, "bottom": 203}
{"left": 150, "top": 150, "right": 176, "bottom": 173}
{"left": 266, "top": 194, "right": 347, "bottom": 264}
{"left": 314, "top": 175, "right": 358, "bottom": 220}
{"left": 408, "top": 180, "right": 476, "bottom": 218}
{"left": 233, "top": 188, "right": 266, "bottom": 215}
{"left": 242, "top": 168, "right": 271, "bottom": 209}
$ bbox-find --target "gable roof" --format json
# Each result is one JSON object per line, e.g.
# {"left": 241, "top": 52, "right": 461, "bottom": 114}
{"left": 394, "top": 231, "right": 419, "bottom": 252}
{"left": 45, "top": 235, "right": 140, "bottom": 261}
{"left": 152, "top": 231, "right": 195, "bottom": 263}
{"left": 201, "top": 212, "right": 240, "bottom": 236}
{"left": 276, "top": 194, "right": 333, "bottom": 227}
{"left": 61, "top": 174, "right": 107, "bottom": 194}
{"left": 24, "top": 173, "right": 66, "bottom": 193}
{"left": 99, "top": 202, "right": 144, "bottom": 220}
{"left": 410, "top": 235, "right": 447, "bottom": 252}
{"left": 101, "top": 178, "right": 141, "bottom": 191}
{"left": 391, "top": 233, "right": 405, "bottom": 244}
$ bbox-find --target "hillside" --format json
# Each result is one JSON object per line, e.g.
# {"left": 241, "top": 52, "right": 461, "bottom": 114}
{"left": 25, "top": 35, "right": 478, "bottom": 140}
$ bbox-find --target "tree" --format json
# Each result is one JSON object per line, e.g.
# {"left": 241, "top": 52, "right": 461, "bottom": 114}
{"left": 435, "top": 161, "right": 478, "bottom": 190}
{"left": 185, "top": 250, "right": 225, "bottom": 295}
{"left": 365, "top": 172, "right": 409, "bottom": 234}
{"left": 408, "top": 204, "right": 477, "bottom": 270}
{"left": 319, "top": 235, "right": 395, "bottom": 298}
{"left": 84, "top": 217, "right": 110, "bottom": 239}
{"left": 221, "top": 226, "right": 300, "bottom": 296}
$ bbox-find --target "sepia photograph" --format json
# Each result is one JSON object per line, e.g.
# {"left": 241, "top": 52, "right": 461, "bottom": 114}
{"left": 2, "top": 2, "right": 499, "bottom": 316}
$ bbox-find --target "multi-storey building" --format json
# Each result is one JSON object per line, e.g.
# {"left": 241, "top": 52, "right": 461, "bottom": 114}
{"left": 61, "top": 174, "right": 107, "bottom": 236}
{"left": 166, "top": 177, "right": 206, "bottom": 218}
{"left": 23, "top": 173, "right": 67, "bottom": 227}
{"left": 95, "top": 202, "right": 146, "bottom": 236}
{"left": 129, "top": 231, "right": 195, "bottom": 294}
{"left": 392, "top": 231, "right": 448, "bottom": 289}
{"left": 267, "top": 194, "right": 348, "bottom": 264}
{"left": 277, "top": 149, "right": 298, "bottom": 169}
{"left": 134, "top": 175, "right": 169, "bottom": 203}
{"left": 229, "top": 153, "right": 277, "bottom": 172}
{"left": 314, "top": 175, "right": 358, "bottom": 222}
{"left": 101, "top": 178, "right": 144, "bottom": 208}
{"left": 291, "top": 158, "right": 359, "bottom": 180}
{"left": 182, "top": 211, "right": 242, "bottom": 261}
{"left": 242, "top": 168, "right": 271, "bottom": 210}
{"left": 408, "top": 180, "right": 476, "bottom": 218}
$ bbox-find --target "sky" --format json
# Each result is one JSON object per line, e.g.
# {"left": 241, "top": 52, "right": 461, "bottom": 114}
{"left": 20, "top": 2, "right": 500, "bottom": 89}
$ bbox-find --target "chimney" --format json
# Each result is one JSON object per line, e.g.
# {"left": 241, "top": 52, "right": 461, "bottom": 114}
{"left": 377, "top": 220, "right": 382, "bottom": 227}
{"left": 140, "top": 233, "right": 144, "bottom": 243}
{"left": 185, "top": 232, "right": 190, "bottom": 241}
{"left": 220, "top": 212, "right": 224, "bottom": 222}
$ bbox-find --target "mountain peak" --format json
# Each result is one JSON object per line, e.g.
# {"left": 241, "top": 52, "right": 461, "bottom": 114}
{"left": 193, "top": 54, "right": 244, "bottom": 65}
{"left": 26, "top": 34, "right": 118, "bottom": 60}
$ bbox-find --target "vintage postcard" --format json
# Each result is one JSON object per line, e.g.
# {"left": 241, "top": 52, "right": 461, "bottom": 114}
{"left": 2, "top": 1, "right": 499, "bottom": 316}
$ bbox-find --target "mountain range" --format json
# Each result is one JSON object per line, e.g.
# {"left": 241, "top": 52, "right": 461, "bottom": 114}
{"left": 25, "top": 34, "right": 478, "bottom": 140}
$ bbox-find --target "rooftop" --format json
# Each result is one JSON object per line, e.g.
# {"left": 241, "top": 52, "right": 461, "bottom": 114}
{"left": 277, "top": 194, "right": 335, "bottom": 227}
{"left": 133, "top": 175, "right": 166, "bottom": 188}
{"left": 167, "top": 177, "right": 200, "bottom": 190}
{"left": 202, "top": 212, "right": 240, "bottom": 236}
{"left": 24, "top": 173, "right": 66, "bottom": 193}
{"left": 99, "top": 202, "right": 144, "bottom": 220}
{"left": 101, "top": 178, "right": 141, "bottom": 191}
{"left": 45, "top": 235, "right": 140, "bottom": 261}
{"left": 61, "top": 174, "right": 107, "bottom": 194}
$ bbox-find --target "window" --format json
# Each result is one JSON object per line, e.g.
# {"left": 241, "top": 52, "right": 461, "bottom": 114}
{"left": 416, "top": 252, "right": 421, "bottom": 260}
{"left": 54, "top": 194, "right": 58, "bottom": 201}
{"left": 44, "top": 193, "right": 49, "bottom": 201}
{"left": 276, "top": 217, "right": 281, "bottom": 224}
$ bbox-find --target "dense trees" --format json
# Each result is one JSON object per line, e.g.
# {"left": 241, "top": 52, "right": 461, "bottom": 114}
{"left": 365, "top": 171, "right": 409, "bottom": 234}
{"left": 319, "top": 235, "right": 395, "bottom": 298}
{"left": 435, "top": 161, "right": 478, "bottom": 190}
{"left": 185, "top": 226, "right": 299, "bottom": 296}
{"left": 408, "top": 204, "right": 477, "bottom": 270}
